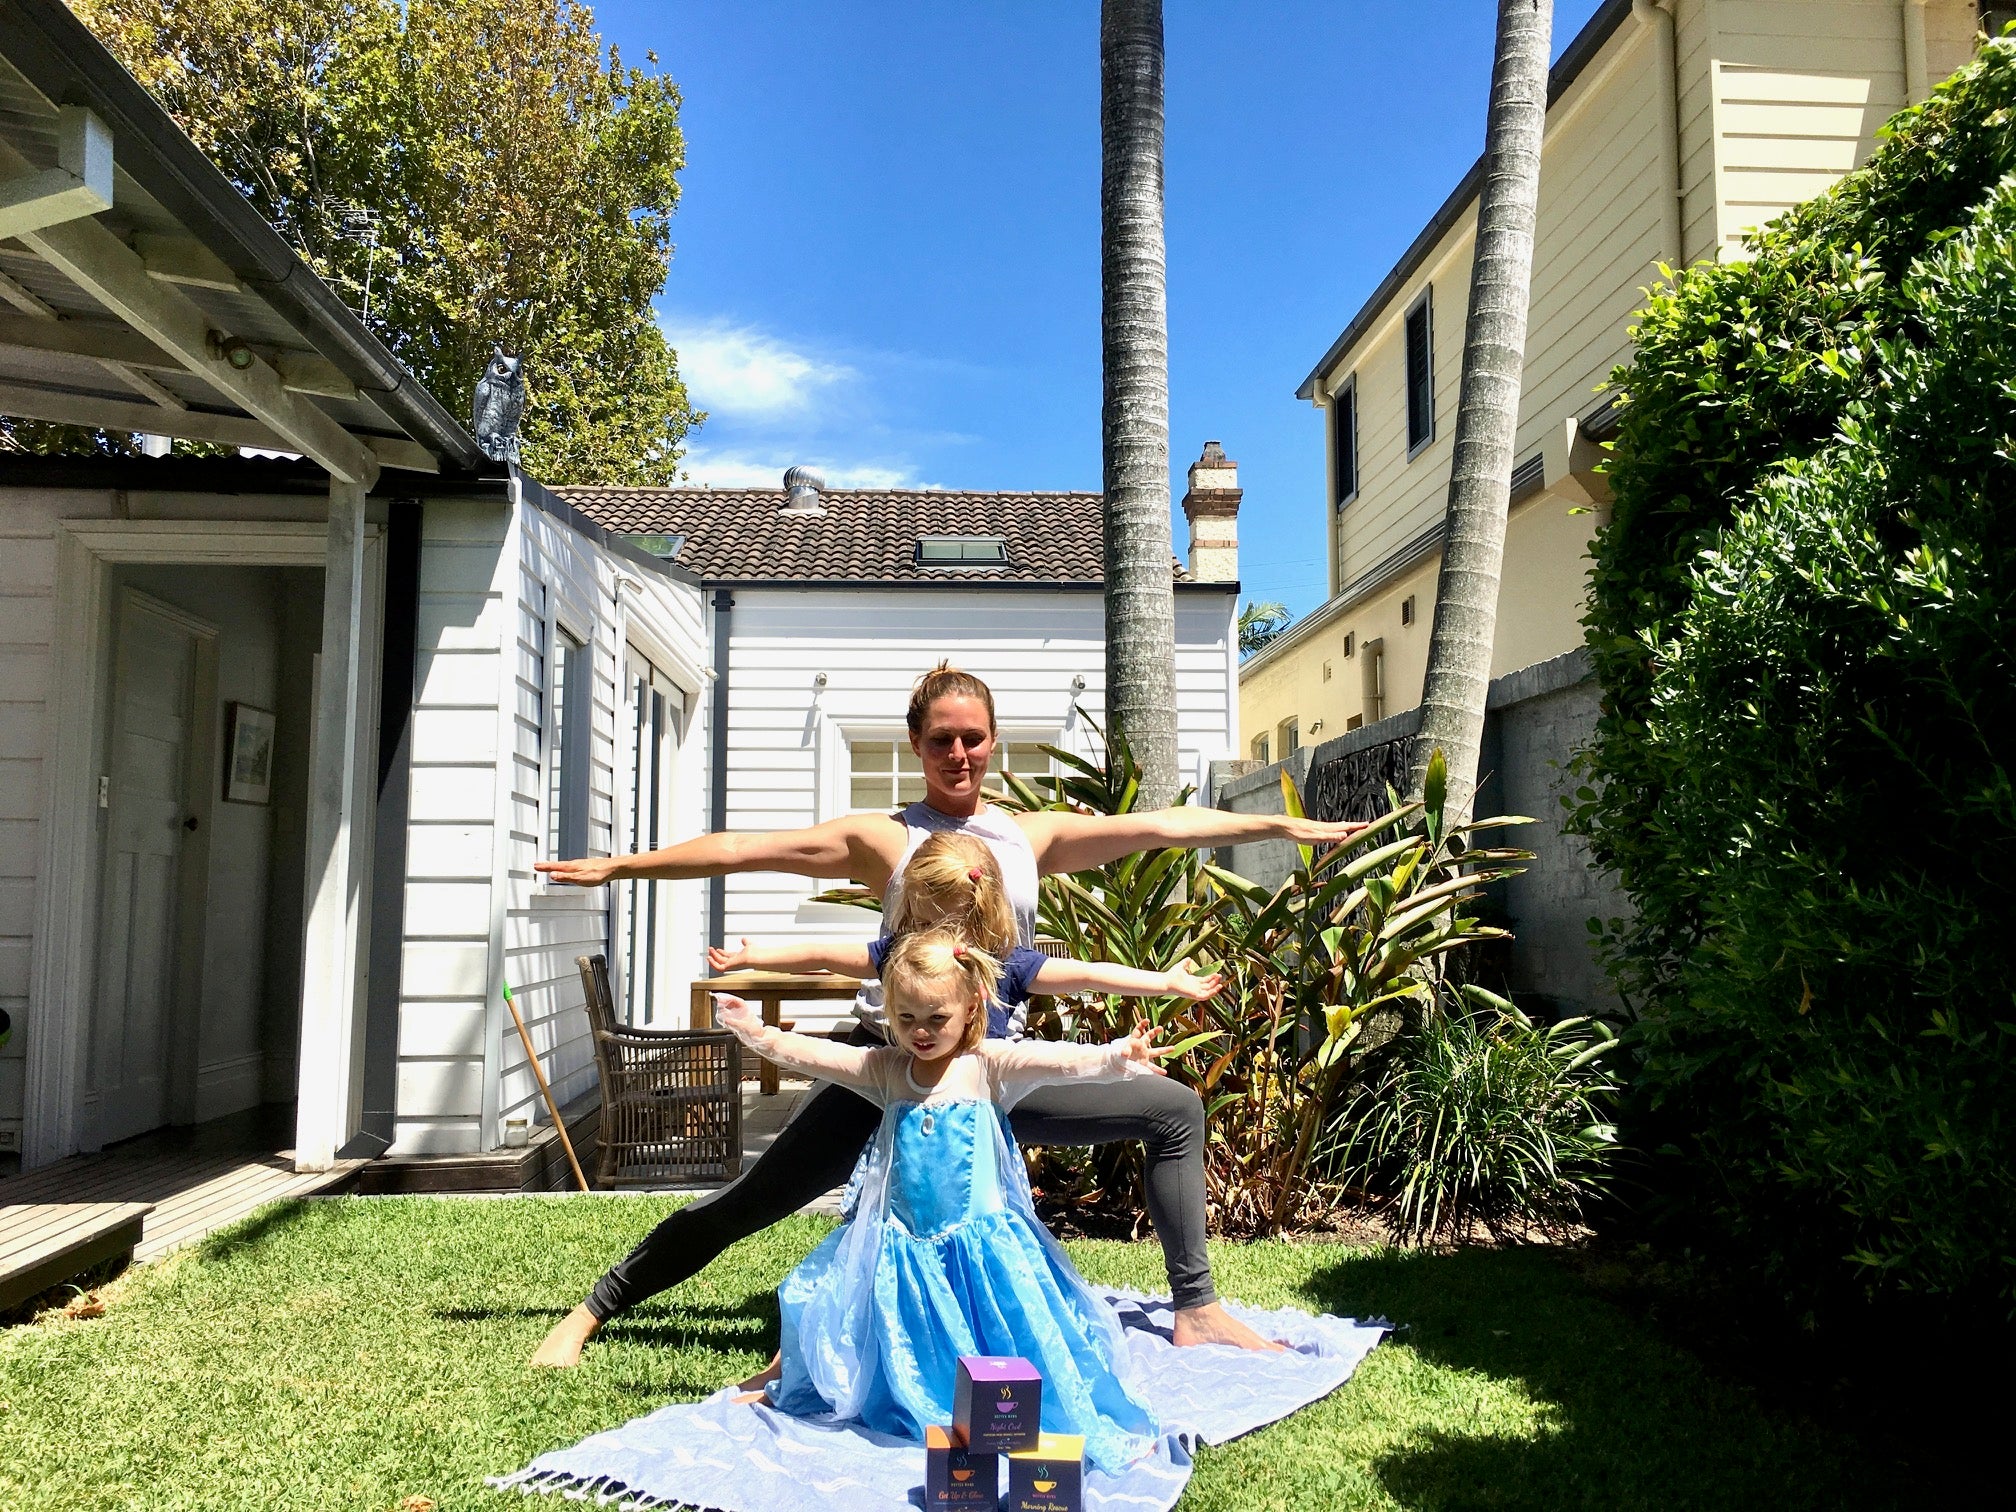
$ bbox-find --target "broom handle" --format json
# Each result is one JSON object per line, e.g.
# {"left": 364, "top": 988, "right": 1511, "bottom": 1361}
{"left": 504, "top": 985, "right": 590, "bottom": 1192}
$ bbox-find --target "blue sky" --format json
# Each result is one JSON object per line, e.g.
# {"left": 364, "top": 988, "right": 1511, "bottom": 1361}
{"left": 592, "top": 1, "right": 1609, "bottom": 619}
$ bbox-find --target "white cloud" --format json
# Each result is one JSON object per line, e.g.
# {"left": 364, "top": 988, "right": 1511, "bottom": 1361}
{"left": 664, "top": 318, "right": 852, "bottom": 421}
{"left": 678, "top": 446, "right": 940, "bottom": 492}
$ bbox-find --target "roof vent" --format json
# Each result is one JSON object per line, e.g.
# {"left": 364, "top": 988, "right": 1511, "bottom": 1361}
{"left": 781, "top": 465, "right": 827, "bottom": 516}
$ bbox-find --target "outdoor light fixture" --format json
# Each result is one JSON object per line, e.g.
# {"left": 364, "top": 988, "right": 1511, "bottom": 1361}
{"left": 1070, "top": 674, "right": 1087, "bottom": 693}
{"left": 814, "top": 672, "right": 828, "bottom": 689}
{"left": 205, "top": 329, "right": 256, "bottom": 370}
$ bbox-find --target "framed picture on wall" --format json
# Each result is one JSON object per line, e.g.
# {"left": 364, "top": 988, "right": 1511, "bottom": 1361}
{"left": 224, "top": 702, "right": 277, "bottom": 805}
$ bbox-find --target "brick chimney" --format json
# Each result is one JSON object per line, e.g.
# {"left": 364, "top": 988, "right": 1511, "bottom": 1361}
{"left": 1180, "top": 440, "right": 1241, "bottom": 582}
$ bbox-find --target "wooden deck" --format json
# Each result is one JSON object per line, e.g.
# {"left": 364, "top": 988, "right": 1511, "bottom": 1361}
{"left": 0, "top": 1106, "right": 364, "bottom": 1306}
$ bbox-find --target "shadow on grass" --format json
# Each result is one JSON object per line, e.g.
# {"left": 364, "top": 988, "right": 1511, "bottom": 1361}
{"left": 433, "top": 1292, "right": 778, "bottom": 1352}
{"left": 1298, "top": 1246, "right": 1914, "bottom": 1512}
{"left": 193, "top": 1198, "right": 318, "bottom": 1264}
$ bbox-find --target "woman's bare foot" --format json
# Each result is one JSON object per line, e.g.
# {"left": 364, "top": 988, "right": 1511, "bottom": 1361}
{"left": 735, "top": 1351, "right": 783, "bottom": 1393}
{"left": 529, "top": 1303, "right": 602, "bottom": 1368}
{"left": 1171, "top": 1301, "right": 1286, "bottom": 1351}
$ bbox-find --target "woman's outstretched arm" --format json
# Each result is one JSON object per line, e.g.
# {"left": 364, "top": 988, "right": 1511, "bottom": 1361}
{"left": 535, "top": 813, "right": 905, "bottom": 890}
{"left": 1016, "top": 805, "right": 1372, "bottom": 877}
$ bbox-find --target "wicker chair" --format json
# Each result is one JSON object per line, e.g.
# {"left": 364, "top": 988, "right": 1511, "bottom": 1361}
{"left": 577, "top": 954, "right": 743, "bottom": 1188}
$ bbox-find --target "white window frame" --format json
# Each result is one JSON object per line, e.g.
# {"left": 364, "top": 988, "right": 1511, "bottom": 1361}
{"left": 822, "top": 723, "right": 1066, "bottom": 819}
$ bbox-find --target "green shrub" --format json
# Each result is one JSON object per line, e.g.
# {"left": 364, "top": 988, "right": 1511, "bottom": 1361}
{"left": 1005, "top": 730, "right": 1529, "bottom": 1235}
{"left": 1331, "top": 989, "right": 1620, "bottom": 1241}
{"left": 1573, "top": 39, "right": 2016, "bottom": 1305}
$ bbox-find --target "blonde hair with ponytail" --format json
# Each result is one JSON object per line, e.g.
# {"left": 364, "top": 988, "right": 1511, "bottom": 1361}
{"left": 886, "top": 832, "right": 1016, "bottom": 957}
{"left": 881, "top": 927, "right": 999, "bottom": 1055}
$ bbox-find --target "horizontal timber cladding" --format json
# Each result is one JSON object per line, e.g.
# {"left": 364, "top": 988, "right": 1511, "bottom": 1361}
{"left": 0, "top": 488, "right": 73, "bottom": 1149}
{"left": 394, "top": 496, "right": 508, "bottom": 1155}
{"left": 716, "top": 585, "right": 1237, "bottom": 1033}
{"left": 397, "top": 482, "right": 706, "bottom": 1157}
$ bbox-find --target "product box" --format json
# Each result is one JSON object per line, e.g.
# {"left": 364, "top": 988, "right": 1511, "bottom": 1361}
{"left": 951, "top": 1354, "right": 1042, "bottom": 1453}
{"left": 923, "top": 1424, "right": 998, "bottom": 1507}
{"left": 1005, "top": 1432, "right": 1085, "bottom": 1512}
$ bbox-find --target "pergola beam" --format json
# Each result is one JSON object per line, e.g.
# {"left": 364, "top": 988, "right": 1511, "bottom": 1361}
{"left": 0, "top": 379, "right": 438, "bottom": 472}
{"left": 0, "top": 310, "right": 360, "bottom": 399}
{"left": 0, "top": 107, "right": 111, "bottom": 242}
{"left": 0, "top": 138, "right": 378, "bottom": 488}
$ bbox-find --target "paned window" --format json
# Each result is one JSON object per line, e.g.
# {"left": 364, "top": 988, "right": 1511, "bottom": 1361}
{"left": 1333, "top": 377, "right": 1359, "bottom": 507}
{"left": 1404, "top": 290, "right": 1435, "bottom": 455}
{"left": 846, "top": 736, "right": 1055, "bottom": 811}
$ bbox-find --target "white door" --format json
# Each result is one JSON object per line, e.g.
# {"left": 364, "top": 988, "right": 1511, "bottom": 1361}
{"left": 91, "top": 592, "right": 203, "bottom": 1146}
{"left": 621, "top": 646, "right": 686, "bottom": 1025}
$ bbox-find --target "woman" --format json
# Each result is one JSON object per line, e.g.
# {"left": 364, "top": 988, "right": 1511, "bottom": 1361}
{"left": 531, "top": 665, "right": 1365, "bottom": 1366}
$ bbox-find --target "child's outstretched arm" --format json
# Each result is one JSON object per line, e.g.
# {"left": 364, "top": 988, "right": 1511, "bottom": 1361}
{"left": 713, "top": 995, "right": 892, "bottom": 1100}
{"left": 1030, "top": 955, "right": 1222, "bottom": 1002}
{"left": 982, "top": 1023, "right": 1168, "bottom": 1109}
{"left": 708, "top": 937, "right": 875, "bottom": 977}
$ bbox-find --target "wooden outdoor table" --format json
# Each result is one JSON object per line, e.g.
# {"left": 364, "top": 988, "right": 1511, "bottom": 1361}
{"left": 690, "top": 971, "right": 865, "bottom": 1095}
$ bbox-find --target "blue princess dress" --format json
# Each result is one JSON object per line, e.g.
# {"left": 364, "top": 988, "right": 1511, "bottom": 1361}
{"left": 716, "top": 1015, "right": 1162, "bottom": 1475}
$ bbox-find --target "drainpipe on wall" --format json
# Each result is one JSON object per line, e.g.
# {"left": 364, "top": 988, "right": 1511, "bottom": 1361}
{"left": 707, "top": 587, "right": 732, "bottom": 952}
{"left": 1901, "top": 1, "right": 1931, "bottom": 105}
{"left": 1634, "top": 0, "right": 1683, "bottom": 270}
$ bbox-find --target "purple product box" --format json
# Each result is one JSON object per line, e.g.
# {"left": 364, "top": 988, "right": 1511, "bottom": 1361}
{"left": 924, "top": 1425, "right": 998, "bottom": 1507}
{"left": 1006, "top": 1433, "right": 1085, "bottom": 1512}
{"left": 951, "top": 1354, "right": 1042, "bottom": 1454}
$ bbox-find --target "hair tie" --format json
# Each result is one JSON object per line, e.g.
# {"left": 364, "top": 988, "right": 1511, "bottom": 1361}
{"left": 952, "top": 943, "right": 965, "bottom": 958}
{"left": 968, "top": 868, "right": 983, "bottom": 882}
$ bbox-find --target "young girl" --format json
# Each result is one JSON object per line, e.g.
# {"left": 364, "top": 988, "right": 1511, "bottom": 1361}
{"left": 712, "top": 928, "right": 1170, "bottom": 1475}
{"left": 708, "top": 831, "right": 1223, "bottom": 1033}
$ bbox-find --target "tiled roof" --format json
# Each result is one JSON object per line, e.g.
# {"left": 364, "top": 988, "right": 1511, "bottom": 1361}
{"left": 555, "top": 484, "right": 1115, "bottom": 584}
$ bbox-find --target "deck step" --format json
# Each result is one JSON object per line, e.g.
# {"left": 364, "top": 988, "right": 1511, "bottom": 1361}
{"left": 0, "top": 1202, "right": 152, "bottom": 1312}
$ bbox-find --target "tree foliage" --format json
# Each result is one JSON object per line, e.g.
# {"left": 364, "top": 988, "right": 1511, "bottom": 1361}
{"left": 65, "top": 0, "right": 696, "bottom": 483}
{"left": 1236, "top": 599, "right": 1292, "bottom": 659}
{"left": 1572, "top": 39, "right": 2016, "bottom": 1306}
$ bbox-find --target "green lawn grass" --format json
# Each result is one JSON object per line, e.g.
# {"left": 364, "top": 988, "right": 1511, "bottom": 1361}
{"left": 0, "top": 1196, "right": 1902, "bottom": 1511}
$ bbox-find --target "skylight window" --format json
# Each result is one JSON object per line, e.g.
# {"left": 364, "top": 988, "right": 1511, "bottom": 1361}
{"left": 915, "top": 535, "right": 1010, "bottom": 566}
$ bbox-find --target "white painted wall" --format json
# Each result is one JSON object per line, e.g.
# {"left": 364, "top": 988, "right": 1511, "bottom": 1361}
{"left": 393, "top": 492, "right": 706, "bottom": 1155}
{"left": 712, "top": 584, "right": 1239, "bottom": 1034}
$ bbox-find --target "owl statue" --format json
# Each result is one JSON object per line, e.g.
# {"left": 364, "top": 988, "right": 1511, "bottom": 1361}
{"left": 471, "top": 344, "right": 526, "bottom": 465}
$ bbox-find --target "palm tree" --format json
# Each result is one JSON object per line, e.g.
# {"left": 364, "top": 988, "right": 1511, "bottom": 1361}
{"left": 1407, "top": 0, "right": 1554, "bottom": 826}
{"left": 1101, "top": 0, "right": 1181, "bottom": 807}
{"left": 1238, "top": 599, "right": 1294, "bottom": 658}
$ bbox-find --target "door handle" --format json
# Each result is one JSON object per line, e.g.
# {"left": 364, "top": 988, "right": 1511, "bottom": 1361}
{"left": 183, "top": 816, "right": 199, "bottom": 832}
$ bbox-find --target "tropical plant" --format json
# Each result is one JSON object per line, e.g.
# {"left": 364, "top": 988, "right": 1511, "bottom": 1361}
{"left": 1237, "top": 600, "right": 1294, "bottom": 659}
{"left": 1002, "top": 730, "right": 1530, "bottom": 1235}
{"left": 1408, "top": 0, "right": 1554, "bottom": 826}
{"left": 1330, "top": 987, "right": 1619, "bottom": 1241}
{"left": 61, "top": 0, "right": 697, "bottom": 484}
{"left": 1098, "top": 0, "right": 1181, "bottom": 808}
{"left": 1571, "top": 39, "right": 2016, "bottom": 1306}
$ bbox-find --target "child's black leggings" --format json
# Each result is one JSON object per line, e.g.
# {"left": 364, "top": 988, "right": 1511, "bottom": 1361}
{"left": 583, "top": 1052, "right": 1218, "bottom": 1320}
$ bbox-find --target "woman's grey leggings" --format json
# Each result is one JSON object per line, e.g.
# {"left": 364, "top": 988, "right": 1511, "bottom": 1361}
{"left": 584, "top": 1059, "right": 1218, "bottom": 1320}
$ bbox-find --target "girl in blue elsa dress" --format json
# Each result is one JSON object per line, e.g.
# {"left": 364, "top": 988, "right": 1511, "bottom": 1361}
{"left": 712, "top": 925, "right": 1191, "bottom": 1476}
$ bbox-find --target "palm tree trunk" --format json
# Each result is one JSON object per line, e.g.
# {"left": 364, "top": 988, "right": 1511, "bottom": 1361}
{"left": 1101, "top": 0, "right": 1181, "bottom": 808}
{"left": 1407, "top": 0, "right": 1554, "bottom": 826}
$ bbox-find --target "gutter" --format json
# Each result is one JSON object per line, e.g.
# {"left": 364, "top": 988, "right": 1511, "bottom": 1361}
{"left": 6, "top": 0, "right": 485, "bottom": 472}
{"left": 1295, "top": 0, "right": 1638, "bottom": 401}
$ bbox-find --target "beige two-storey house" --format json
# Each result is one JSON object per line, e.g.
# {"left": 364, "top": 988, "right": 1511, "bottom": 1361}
{"left": 1240, "top": 0, "right": 1983, "bottom": 762}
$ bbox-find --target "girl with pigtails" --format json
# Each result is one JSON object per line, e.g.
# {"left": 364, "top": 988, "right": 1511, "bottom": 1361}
{"left": 712, "top": 928, "right": 1171, "bottom": 1472}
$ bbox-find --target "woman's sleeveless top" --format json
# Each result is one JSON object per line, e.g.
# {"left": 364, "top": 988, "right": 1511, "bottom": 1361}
{"left": 853, "top": 801, "right": 1042, "bottom": 1038}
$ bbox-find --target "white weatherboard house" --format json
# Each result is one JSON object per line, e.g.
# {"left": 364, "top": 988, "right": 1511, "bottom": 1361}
{"left": 560, "top": 447, "right": 1244, "bottom": 1031}
{"left": 0, "top": 0, "right": 708, "bottom": 1174}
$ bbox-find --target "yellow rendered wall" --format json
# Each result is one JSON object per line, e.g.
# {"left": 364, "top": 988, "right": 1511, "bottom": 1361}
{"left": 1251, "top": 0, "right": 1981, "bottom": 756}
{"left": 1239, "top": 489, "right": 1602, "bottom": 753}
